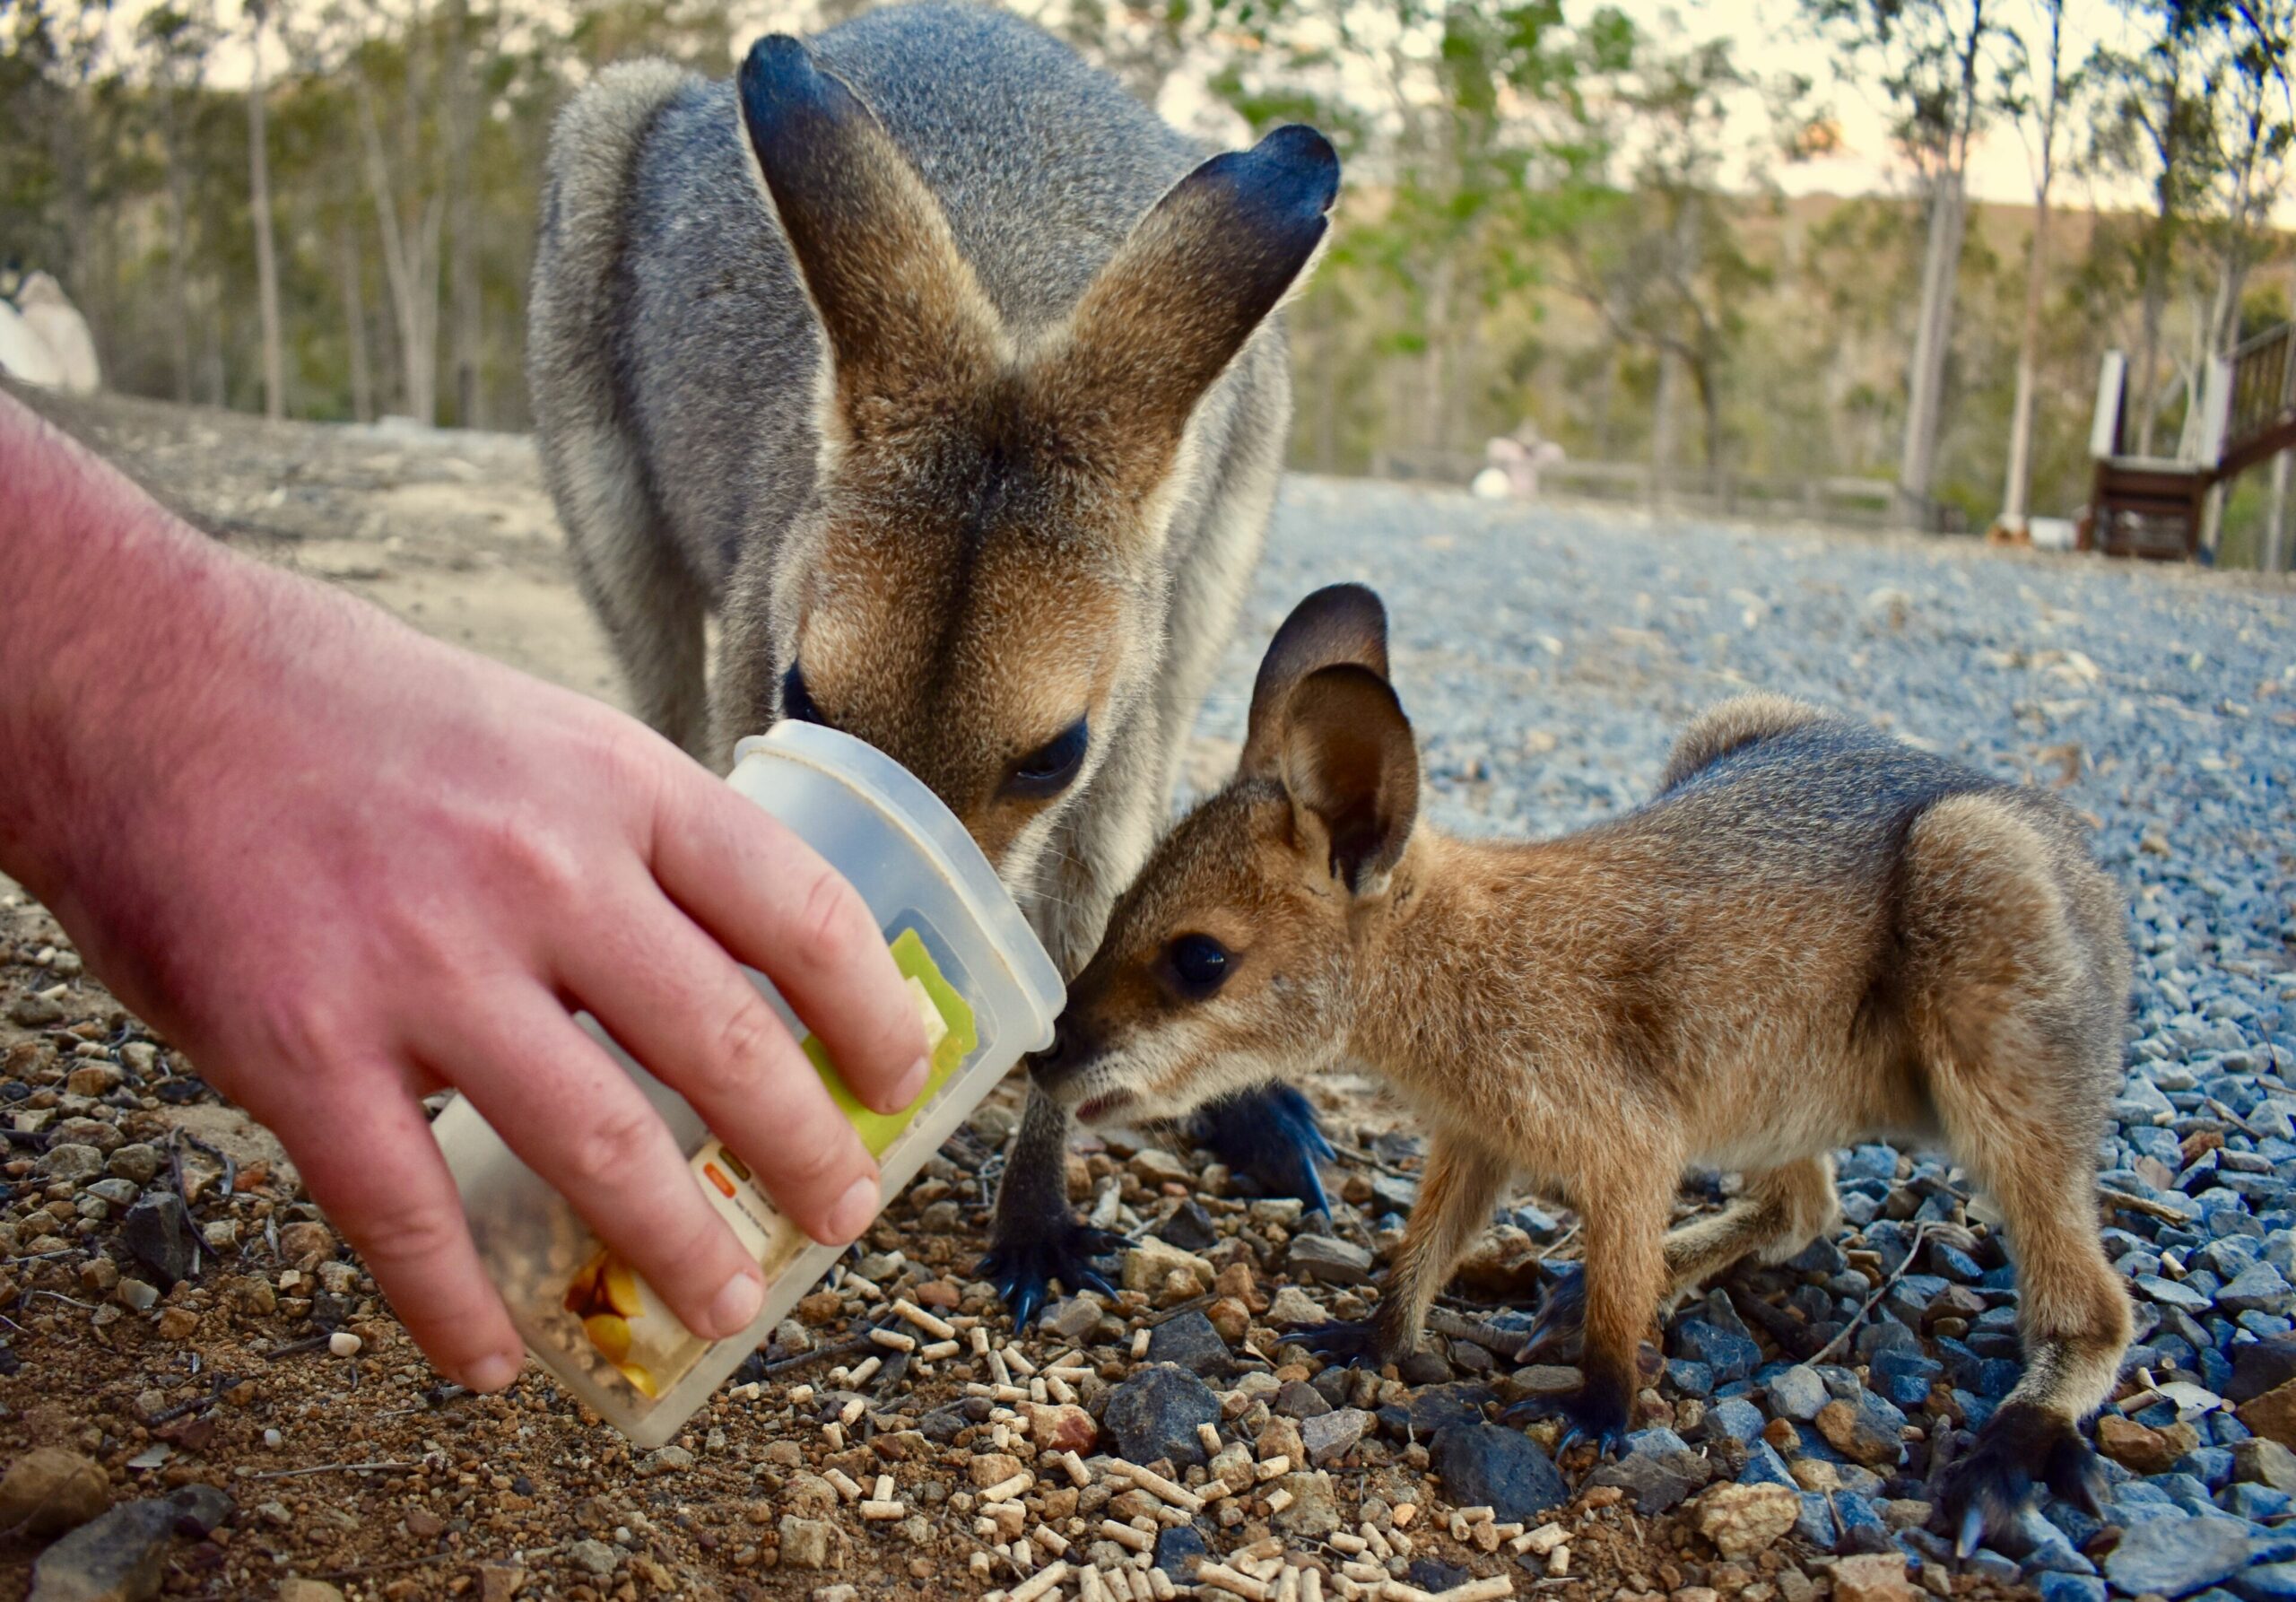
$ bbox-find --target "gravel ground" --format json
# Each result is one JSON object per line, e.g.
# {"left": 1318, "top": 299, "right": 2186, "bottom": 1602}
{"left": 2, "top": 396, "right": 2292, "bottom": 1602}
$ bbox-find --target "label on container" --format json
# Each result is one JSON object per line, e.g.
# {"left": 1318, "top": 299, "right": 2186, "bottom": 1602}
{"left": 560, "top": 928, "right": 977, "bottom": 1404}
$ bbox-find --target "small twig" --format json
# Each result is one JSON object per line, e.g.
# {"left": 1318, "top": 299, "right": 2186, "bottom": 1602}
{"left": 4, "top": 1249, "right": 79, "bottom": 1265}
{"left": 238, "top": 1459, "right": 414, "bottom": 1480}
{"left": 0, "top": 1128, "right": 48, "bottom": 1147}
{"left": 1424, "top": 1307, "right": 1528, "bottom": 1355}
{"left": 23, "top": 1290, "right": 97, "bottom": 1311}
{"left": 2101, "top": 1187, "right": 2194, "bottom": 1223}
{"left": 146, "top": 1375, "right": 237, "bottom": 1426}
{"left": 1535, "top": 1223, "right": 1582, "bottom": 1263}
{"left": 265, "top": 1334, "right": 333, "bottom": 1361}
{"left": 1810, "top": 1223, "right": 1935, "bottom": 1367}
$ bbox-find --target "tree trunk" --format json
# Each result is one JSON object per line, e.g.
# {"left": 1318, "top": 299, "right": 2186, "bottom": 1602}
{"left": 1652, "top": 343, "right": 1683, "bottom": 505}
{"left": 247, "top": 13, "right": 285, "bottom": 422}
{"left": 1897, "top": 167, "right": 1964, "bottom": 525}
{"left": 444, "top": 0, "right": 483, "bottom": 428}
{"left": 1998, "top": 187, "right": 2053, "bottom": 531}
{"left": 2265, "top": 448, "right": 2291, "bottom": 574}
{"left": 356, "top": 76, "right": 441, "bottom": 426}
{"left": 340, "top": 221, "right": 374, "bottom": 425}
{"left": 166, "top": 145, "right": 193, "bottom": 405}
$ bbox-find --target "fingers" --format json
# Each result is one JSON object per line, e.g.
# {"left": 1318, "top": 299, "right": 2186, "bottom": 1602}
{"left": 647, "top": 768, "right": 929, "bottom": 1116}
{"left": 562, "top": 887, "right": 886, "bottom": 1248}
{"left": 424, "top": 982, "right": 770, "bottom": 1344}
{"left": 285, "top": 1075, "right": 525, "bottom": 1392}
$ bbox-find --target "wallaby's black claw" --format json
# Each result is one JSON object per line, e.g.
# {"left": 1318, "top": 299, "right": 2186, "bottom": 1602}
{"left": 976, "top": 1215, "right": 1126, "bottom": 1328}
{"left": 1187, "top": 1082, "right": 1336, "bottom": 1213}
{"left": 1293, "top": 1319, "right": 1383, "bottom": 1365}
{"left": 1936, "top": 1401, "right": 2095, "bottom": 1559}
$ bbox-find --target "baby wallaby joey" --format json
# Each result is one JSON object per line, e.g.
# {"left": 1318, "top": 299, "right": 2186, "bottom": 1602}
{"left": 1037, "top": 583, "right": 2134, "bottom": 1552}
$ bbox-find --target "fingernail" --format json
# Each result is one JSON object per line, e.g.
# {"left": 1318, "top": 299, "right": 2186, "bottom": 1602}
{"left": 826, "top": 1174, "right": 879, "bottom": 1243}
{"left": 465, "top": 1351, "right": 522, "bottom": 1393}
{"left": 708, "top": 1270, "right": 765, "bottom": 1337}
{"left": 883, "top": 1055, "right": 931, "bottom": 1112}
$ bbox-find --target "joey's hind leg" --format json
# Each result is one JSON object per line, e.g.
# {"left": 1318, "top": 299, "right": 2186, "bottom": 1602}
{"left": 1904, "top": 797, "right": 2132, "bottom": 1554}
{"left": 1504, "top": 1176, "right": 1668, "bottom": 1457}
{"left": 1301, "top": 1135, "right": 1509, "bottom": 1369}
{"left": 1523, "top": 1158, "right": 1838, "bottom": 1361}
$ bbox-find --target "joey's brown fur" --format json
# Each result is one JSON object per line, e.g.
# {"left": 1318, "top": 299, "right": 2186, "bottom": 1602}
{"left": 1040, "top": 586, "right": 2134, "bottom": 1550}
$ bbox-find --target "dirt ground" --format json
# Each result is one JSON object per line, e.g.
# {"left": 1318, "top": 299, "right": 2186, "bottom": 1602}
{"left": 0, "top": 392, "right": 2041, "bottom": 1602}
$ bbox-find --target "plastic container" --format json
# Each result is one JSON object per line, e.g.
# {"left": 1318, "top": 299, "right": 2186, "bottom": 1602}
{"left": 431, "top": 721, "right": 1063, "bottom": 1446}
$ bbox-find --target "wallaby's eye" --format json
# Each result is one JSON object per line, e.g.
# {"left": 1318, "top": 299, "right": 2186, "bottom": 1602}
{"left": 781, "top": 663, "right": 824, "bottom": 727}
{"left": 1006, "top": 718, "right": 1089, "bottom": 798}
{"left": 1166, "top": 934, "right": 1232, "bottom": 1001}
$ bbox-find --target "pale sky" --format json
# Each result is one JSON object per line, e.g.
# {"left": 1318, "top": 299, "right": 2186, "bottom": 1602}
{"left": 93, "top": 0, "right": 2250, "bottom": 215}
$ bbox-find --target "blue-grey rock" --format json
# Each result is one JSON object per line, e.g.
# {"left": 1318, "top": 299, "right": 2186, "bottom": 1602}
{"left": 1765, "top": 1365, "right": 1829, "bottom": 1421}
{"left": 1154, "top": 1524, "right": 1211, "bottom": 1579}
{"left": 2231, "top": 1563, "right": 2296, "bottom": 1602}
{"left": 1428, "top": 1424, "right": 1568, "bottom": 1523}
{"left": 2039, "top": 1575, "right": 2108, "bottom": 1602}
{"left": 2102, "top": 1515, "right": 2251, "bottom": 1597}
{"left": 2221, "top": 1263, "right": 2294, "bottom": 1316}
{"left": 1674, "top": 1319, "right": 1761, "bottom": 1383}
{"left": 1588, "top": 1427, "right": 1709, "bottom": 1514}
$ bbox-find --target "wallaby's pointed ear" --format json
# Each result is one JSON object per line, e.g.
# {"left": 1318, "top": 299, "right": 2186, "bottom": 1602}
{"left": 737, "top": 36, "right": 1001, "bottom": 422}
{"left": 1279, "top": 665, "right": 1418, "bottom": 897}
{"left": 1241, "top": 584, "right": 1389, "bottom": 779}
{"left": 1038, "top": 124, "right": 1339, "bottom": 467}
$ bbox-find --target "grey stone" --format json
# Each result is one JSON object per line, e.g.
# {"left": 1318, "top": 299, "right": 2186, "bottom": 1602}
{"left": 1042, "top": 1297, "right": 1104, "bottom": 1344}
{"left": 1300, "top": 1407, "right": 1371, "bottom": 1467}
{"left": 29, "top": 1498, "right": 178, "bottom": 1602}
{"left": 31, "top": 1144, "right": 103, "bottom": 1182}
{"left": 1287, "top": 1233, "right": 1374, "bottom": 1285}
{"left": 567, "top": 1537, "right": 620, "bottom": 1577}
{"left": 777, "top": 1517, "right": 836, "bottom": 1571}
{"left": 1102, "top": 1364, "right": 1222, "bottom": 1467}
{"left": 1765, "top": 1365, "right": 1830, "bottom": 1422}
{"left": 1145, "top": 1309, "right": 1234, "bottom": 1378}
{"left": 122, "top": 1192, "right": 196, "bottom": 1287}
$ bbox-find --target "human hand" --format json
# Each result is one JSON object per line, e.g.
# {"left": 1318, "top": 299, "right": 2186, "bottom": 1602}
{"left": 0, "top": 401, "right": 929, "bottom": 1391}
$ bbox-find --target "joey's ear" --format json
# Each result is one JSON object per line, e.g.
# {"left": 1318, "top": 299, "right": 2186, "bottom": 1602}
{"left": 737, "top": 36, "right": 1002, "bottom": 421}
{"left": 1036, "top": 124, "right": 1338, "bottom": 466}
{"left": 1241, "top": 584, "right": 1389, "bottom": 779}
{"left": 1278, "top": 664, "right": 1418, "bottom": 897}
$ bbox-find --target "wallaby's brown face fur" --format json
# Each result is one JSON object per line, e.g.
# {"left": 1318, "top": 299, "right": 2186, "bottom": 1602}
{"left": 1042, "top": 585, "right": 1411, "bottom": 1122}
{"left": 1044, "top": 583, "right": 2135, "bottom": 1555}
{"left": 722, "top": 39, "right": 1339, "bottom": 878}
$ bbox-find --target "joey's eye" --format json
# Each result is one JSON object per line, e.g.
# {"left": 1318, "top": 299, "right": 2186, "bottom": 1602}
{"left": 1006, "top": 718, "right": 1089, "bottom": 798}
{"left": 781, "top": 663, "right": 823, "bottom": 727}
{"left": 1166, "top": 933, "right": 1232, "bottom": 1000}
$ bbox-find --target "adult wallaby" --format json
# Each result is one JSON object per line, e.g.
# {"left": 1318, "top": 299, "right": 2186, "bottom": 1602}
{"left": 526, "top": 2, "right": 1343, "bottom": 1323}
{"left": 1037, "top": 585, "right": 2135, "bottom": 1552}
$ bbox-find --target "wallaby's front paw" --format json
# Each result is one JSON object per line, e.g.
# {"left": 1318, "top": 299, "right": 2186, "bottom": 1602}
{"left": 1936, "top": 1403, "right": 2104, "bottom": 1558}
{"left": 1517, "top": 1265, "right": 1587, "bottom": 1362}
{"left": 1292, "top": 1319, "right": 1385, "bottom": 1366}
{"left": 977, "top": 1215, "right": 1126, "bottom": 1329}
{"left": 1187, "top": 1082, "right": 1338, "bottom": 1215}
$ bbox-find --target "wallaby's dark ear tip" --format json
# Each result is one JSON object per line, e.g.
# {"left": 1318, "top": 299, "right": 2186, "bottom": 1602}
{"left": 737, "top": 34, "right": 837, "bottom": 141}
{"left": 1242, "top": 584, "right": 1393, "bottom": 779}
{"left": 1255, "top": 125, "right": 1342, "bottom": 217}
